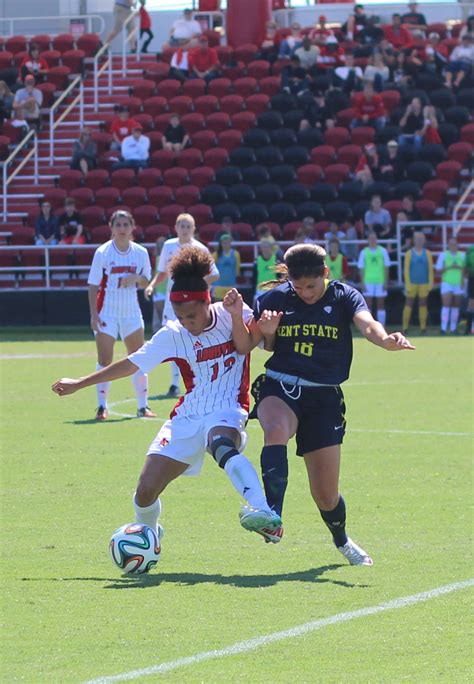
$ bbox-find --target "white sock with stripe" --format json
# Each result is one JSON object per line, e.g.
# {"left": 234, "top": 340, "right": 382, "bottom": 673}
{"left": 96, "top": 363, "right": 111, "bottom": 408}
{"left": 133, "top": 494, "right": 161, "bottom": 531}
{"left": 132, "top": 369, "right": 148, "bottom": 409}
{"left": 224, "top": 454, "right": 271, "bottom": 512}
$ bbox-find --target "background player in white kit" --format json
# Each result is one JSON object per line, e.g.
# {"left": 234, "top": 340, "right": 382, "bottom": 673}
{"left": 144, "top": 213, "right": 219, "bottom": 398}
{"left": 53, "top": 246, "right": 281, "bottom": 553}
{"left": 87, "top": 210, "right": 156, "bottom": 420}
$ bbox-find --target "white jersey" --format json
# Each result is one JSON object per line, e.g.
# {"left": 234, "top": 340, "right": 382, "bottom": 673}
{"left": 129, "top": 302, "right": 253, "bottom": 418}
{"left": 88, "top": 240, "right": 151, "bottom": 317}
{"left": 158, "top": 237, "right": 219, "bottom": 319}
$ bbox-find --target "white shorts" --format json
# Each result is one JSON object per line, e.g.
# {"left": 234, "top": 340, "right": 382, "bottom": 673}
{"left": 440, "top": 282, "right": 463, "bottom": 296}
{"left": 363, "top": 283, "right": 387, "bottom": 298}
{"left": 96, "top": 313, "right": 144, "bottom": 340}
{"left": 147, "top": 407, "right": 248, "bottom": 476}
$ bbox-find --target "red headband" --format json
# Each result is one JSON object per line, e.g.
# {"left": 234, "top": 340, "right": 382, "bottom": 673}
{"left": 170, "top": 290, "right": 211, "bottom": 303}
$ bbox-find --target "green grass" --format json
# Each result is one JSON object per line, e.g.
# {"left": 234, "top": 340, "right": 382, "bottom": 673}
{"left": 1, "top": 333, "right": 473, "bottom": 683}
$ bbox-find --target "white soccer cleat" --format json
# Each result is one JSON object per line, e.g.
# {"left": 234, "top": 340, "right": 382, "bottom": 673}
{"left": 239, "top": 505, "right": 282, "bottom": 542}
{"left": 337, "top": 537, "right": 373, "bottom": 566}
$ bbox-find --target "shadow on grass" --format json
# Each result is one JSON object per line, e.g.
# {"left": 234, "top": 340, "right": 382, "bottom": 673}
{"left": 65, "top": 417, "right": 135, "bottom": 425}
{"left": 21, "top": 564, "right": 370, "bottom": 590}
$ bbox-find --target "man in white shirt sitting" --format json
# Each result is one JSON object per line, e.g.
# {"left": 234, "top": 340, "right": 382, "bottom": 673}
{"left": 114, "top": 123, "right": 150, "bottom": 170}
{"left": 169, "top": 8, "right": 202, "bottom": 47}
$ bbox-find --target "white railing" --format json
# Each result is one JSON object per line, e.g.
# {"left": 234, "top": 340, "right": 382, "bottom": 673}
{"left": 92, "top": 42, "right": 113, "bottom": 110}
{"left": 1, "top": 130, "right": 38, "bottom": 221}
{"left": 49, "top": 77, "right": 84, "bottom": 164}
{"left": 452, "top": 181, "right": 474, "bottom": 227}
{"left": 0, "top": 14, "right": 105, "bottom": 38}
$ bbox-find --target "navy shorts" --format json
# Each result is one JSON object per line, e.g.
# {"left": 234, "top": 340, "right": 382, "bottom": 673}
{"left": 250, "top": 374, "right": 346, "bottom": 456}
{"left": 468, "top": 276, "right": 474, "bottom": 299}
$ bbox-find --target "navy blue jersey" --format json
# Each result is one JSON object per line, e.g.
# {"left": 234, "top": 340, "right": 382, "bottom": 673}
{"left": 254, "top": 280, "right": 368, "bottom": 385}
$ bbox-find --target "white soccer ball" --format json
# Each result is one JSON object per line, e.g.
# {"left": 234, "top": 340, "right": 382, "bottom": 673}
{"left": 109, "top": 523, "right": 161, "bottom": 575}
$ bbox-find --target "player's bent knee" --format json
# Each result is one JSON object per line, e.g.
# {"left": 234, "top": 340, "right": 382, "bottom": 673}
{"left": 314, "top": 492, "right": 339, "bottom": 510}
{"left": 209, "top": 435, "right": 239, "bottom": 469}
{"left": 263, "top": 421, "right": 291, "bottom": 444}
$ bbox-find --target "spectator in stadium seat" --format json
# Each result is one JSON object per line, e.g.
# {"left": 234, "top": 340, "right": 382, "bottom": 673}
{"left": 358, "top": 230, "right": 390, "bottom": 325}
{"left": 364, "top": 195, "right": 392, "bottom": 237}
{"left": 341, "top": 219, "right": 359, "bottom": 261}
{"left": 212, "top": 233, "right": 241, "bottom": 301}
{"left": 384, "top": 14, "right": 413, "bottom": 50}
{"left": 300, "top": 89, "right": 336, "bottom": 131}
{"left": 436, "top": 236, "right": 466, "bottom": 334}
{"left": 139, "top": 0, "right": 154, "bottom": 54}
{"left": 351, "top": 80, "right": 386, "bottom": 130}
{"left": 259, "top": 21, "right": 279, "bottom": 62}
{"left": 318, "top": 36, "right": 344, "bottom": 68}
{"left": 459, "top": 16, "right": 474, "bottom": 40}
{"left": 188, "top": 36, "right": 220, "bottom": 82}
{"left": 401, "top": 2, "right": 427, "bottom": 36}
{"left": 324, "top": 222, "right": 346, "bottom": 243}
{"left": 168, "top": 8, "right": 202, "bottom": 47}
{"left": 105, "top": 0, "right": 137, "bottom": 52}
{"left": 12, "top": 75, "right": 43, "bottom": 131}
{"left": 110, "top": 105, "right": 139, "bottom": 151}
{"left": 279, "top": 22, "right": 303, "bottom": 59}
{"left": 169, "top": 48, "right": 190, "bottom": 81}
{"left": 380, "top": 139, "right": 405, "bottom": 183}
{"left": 357, "top": 16, "right": 384, "bottom": 47}
{"left": 363, "top": 51, "right": 389, "bottom": 91}
{"left": 220, "top": 216, "right": 239, "bottom": 240}
{"left": 9, "top": 106, "right": 30, "bottom": 138}
{"left": 302, "top": 216, "right": 317, "bottom": 241}
{"left": 326, "top": 238, "right": 349, "bottom": 282}
{"left": 0, "top": 81, "right": 14, "bottom": 123}
{"left": 162, "top": 113, "right": 189, "bottom": 152}
{"left": 35, "top": 200, "right": 60, "bottom": 246}
{"left": 398, "top": 97, "right": 424, "bottom": 151}
{"left": 445, "top": 34, "right": 474, "bottom": 89}
{"left": 309, "top": 16, "right": 334, "bottom": 47}
{"left": 58, "top": 198, "right": 86, "bottom": 245}
{"left": 402, "top": 231, "right": 433, "bottom": 333}
{"left": 281, "top": 56, "right": 311, "bottom": 96}
{"left": 421, "top": 105, "right": 441, "bottom": 144}
{"left": 115, "top": 123, "right": 150, "bottom": 169}
{"left": 19, "top": 44, "right": 49, "bottom": 84}
{"left": 342, "top": 4, "right": 368, "bottom": 42}
{"left": 333, "top": 51, "right": 363, "bottom": 92}
{"left": 71, "top": 128, "right": 98, "bottom": 175}
{"left": 294, "top": 36, "right": 320, "bottom": 71}
{"left": 355, "top": 143, "right": 381, "bottom": 188}
{"left": 425, "top": 33, "right": 449, "bottom": 77}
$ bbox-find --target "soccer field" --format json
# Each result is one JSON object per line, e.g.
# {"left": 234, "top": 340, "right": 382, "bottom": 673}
{"left": 1, "top": 331, "right": 472, "bottom": 683}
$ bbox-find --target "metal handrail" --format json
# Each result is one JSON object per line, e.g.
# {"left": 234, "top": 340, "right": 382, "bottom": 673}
{"left": 122, "top": 9, "right": 141, "bottom": 77}
{"left": 92, "top": 41, "right": 113, "bottom": 110}
{"left": 452, "top": 180, "right": 474, "bottom": 227}
{"left": 49, "top": 77, "right": 84, "bottom": 164}
{"left": 0, "top": 14, "right": 105, "bottom": 37}
{"left": 1, "top": 130, "right": 38, "bottom": 221}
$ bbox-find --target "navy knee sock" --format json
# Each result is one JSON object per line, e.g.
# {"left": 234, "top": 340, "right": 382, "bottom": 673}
{"left": 260, "top": 445, "right": 288, "bottom": 516}
{"left": 319, "top": 495, "right": 348, "bottom": 547}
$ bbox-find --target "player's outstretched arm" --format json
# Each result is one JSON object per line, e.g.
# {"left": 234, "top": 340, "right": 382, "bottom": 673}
{"left": 52, "top": 359, "right": 138, "bottom": 396}
{"left": 223, "top": 288, "right": 262, "bottom": 353}
{"left": 353, "top": 310, "right": 415, "bottom": 351}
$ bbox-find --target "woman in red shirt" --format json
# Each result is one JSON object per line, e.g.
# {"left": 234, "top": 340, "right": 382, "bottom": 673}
{"left": 139, "top": 0, "right": 154, "bottom": 54}
{"left": 19, "top": 44, "right": 49, "bottom": 84}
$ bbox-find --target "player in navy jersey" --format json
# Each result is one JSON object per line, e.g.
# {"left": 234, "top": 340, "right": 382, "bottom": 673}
{"left": 225, "top": 243, "right": 414, "bottom": 564}
{"left": 52, "top": 247, "right": 280, "bottom": 559}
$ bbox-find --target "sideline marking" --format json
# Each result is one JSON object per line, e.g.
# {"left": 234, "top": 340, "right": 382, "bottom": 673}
{"left": 0, "top": 352, "right": 95, "bottom": 360}
{"left": 85, "top": 579, "right": 473, "bottom": 683}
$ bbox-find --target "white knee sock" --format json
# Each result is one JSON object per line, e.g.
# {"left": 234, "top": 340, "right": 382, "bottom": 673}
{"left": 96, "top": 363, "right": 111, "bottom": 408}
{"left": 170, "top": 361, "right": 180, "bottom": 387}
{"left": 449, "top": 308, "right": 459, "bottom": 332}
{"left": 224, "top": 454, "right": 270, "bottom": 511}
{"left": 441, "top": 306, "right": 449, "bottom": 331}
{"left": 132, "top": 369, "right": 148, "bottom": 409}
{"left": 377, "top": 309, "right": 386, "bottom": 326}
{"left": 133, "top": 494, "right": 161, "bottom": 530}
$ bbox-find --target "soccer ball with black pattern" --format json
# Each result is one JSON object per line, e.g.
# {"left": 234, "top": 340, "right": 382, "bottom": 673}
{"left": 109, "top": 523, "right": 161, "bottom": 574}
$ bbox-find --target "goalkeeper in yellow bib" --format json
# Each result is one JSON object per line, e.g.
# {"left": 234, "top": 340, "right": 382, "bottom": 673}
{"left": 402, "top": 232, "right": 433, "bottom": 334}
{"left": 436, "top": 236, "right": 465, "bottom": 335}
{"left": 357, "top": 232, "right": 390, "bottom": 326}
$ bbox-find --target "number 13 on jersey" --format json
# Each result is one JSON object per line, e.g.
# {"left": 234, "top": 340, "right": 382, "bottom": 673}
{"left": 210, "top": 356, "right": 236, "bottom": 382}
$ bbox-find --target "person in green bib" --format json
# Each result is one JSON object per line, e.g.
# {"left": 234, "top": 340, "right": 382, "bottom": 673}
{"left": 464, "top": 244, "right": 474, "bottom": 335}
{"left": 357, "top": 231, "right": 390, "bottom": 325}
{"left": 435, "top": 236, "right": 465, "bottom": 334}
{"left": 253, "top": 237, "right": 281, "bottom": 303}
{"left": 327, "top": 238, "right": 349, "bottom": 282}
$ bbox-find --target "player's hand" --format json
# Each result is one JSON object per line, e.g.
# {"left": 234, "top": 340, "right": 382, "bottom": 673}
{"left": 382, "top": 332, "right": 416, "bottom": 351}
{"left": 90, "top": 315, "right": 104, "bottom": 333}
{"left": 223, "top": 288, "right": 243, "bottom": 316}
{"left": 120, "top": 275, "right": 138, "bottom": 288}
{"left": 257, "top": 310, "right": 283, "bottom": 336}
{"left": 144, "top": 284, "right": 154, "bottom": 300}
{"left": 51, "top": 378, "right": 82, "bottom": 396}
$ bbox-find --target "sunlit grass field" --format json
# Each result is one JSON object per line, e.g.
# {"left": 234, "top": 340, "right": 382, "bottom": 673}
{"left": 1, "top": 330, "right": 472, "bottom": 683}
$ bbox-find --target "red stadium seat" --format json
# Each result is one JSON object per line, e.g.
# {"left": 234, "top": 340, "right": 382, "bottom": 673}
{"left": 0, "top": 51, "right": 13, "bottom": 69}
{"left": 36, "top": 82, "right": 56, "bottom": 107}
{"left": 233, "top": 77, "right": 258, "bottom": 98}
{"left": 150, "top": 149, "right": 176, "bottom": 169}
{"left": 131, "top": 79, "right": 156, "bottom": 99}
{"left": 216, "top": 46, "right": 234, "bottom": 65}
{"left": 143, "top": 96, "right": 168, "bottom": 116}
{"left": 57, "top": 169, "right": 83, "bottom": 192}
{"left": 258, "top": 77, "right": 280, "bottom": 97}
{"left": 189, "top": 166, "right": 216, "bottom": 188}
{"left": 200, "top": 223, "right": 221, "bottom": 241}
{"left": 230, "top": 111, "right": 256, "bottom": 133}
{"left": 187, "top": 203, "right": 213, "bottom": 225}
{"left": 175, "top": 186, "right": 201, "bottom": 207}
{"left": 148, "top": 186, "right": 175, "bottom": 208}
{"left": 90, "top": 225, "right": 113, "bottom": 243}
{"left": 191, "top": 130, "right": 217, "bottom": 151}
{"left": 43, "top": 188, "right": 67, "bottom": 209}
{"left": 163, "top": 167, "right": 189, "bottom": 189}
{"left": 76, "top": 33, "right": 101, "bottom": 57}
{"left": 203, "top": 147, "right": 229, "bottom": 170}
{"left": 122, "top": 187, "right": 147, "bottom": 208}
{"left": 208, "top": 78, "right": 232, "bottom": 98}
{"left": 95, "top": 187, "right": 121, "bottom": 208}
{"left": 257, "top": 221, "right": 281, "bottom": 238}
{"left": 9, "top": 227, "right": 35, "bottom": 245}
{"left": 160, "top": 204, "right": 186, "bottom": 227}
{"left": 69, "top": 187, "right": 94, "bottom": 209}
{"left": 336, "top": 108, "right": 356, "bottom": 128}
{"left": 52, "top": 34, "right": 74, "bottom": 53}
{"left": 460, "top": 124, "right": 474, "bottom": 144}
{"left": 12, "top": 50, "right": 28, "bottom": 69}
{"left": 134, "top": 114, "right": 153, "bottom": 132}
{"left": 182, "top": 78, "right": 206, "bottom": 98}
{"left": 282, "top": 222, "right": 302, "bottom": 240}
{"left": 154, "top": 113, "right": 172, "bottom": 133}
{"left": 350, "top": 126, "right": 375, "bottom": 146}
{"left": 105, "top": 205, "right": 132, "bottom": 221}
{"left": 157, "top": 79, "right": 181, "bottom": 99}
{"left": 206, "top": 112, "right": 230, "bottom": 133}
{"left": 148, "top": 131, "right": 164, "bottom": 152}
{"left": 110, "top": 168, "right": 136, "bottom": 191}
{"left": 144, "top": 224, "right": 170, "bottom": 241}
{"left": 0, "top": 136, "right": 10, "bottom": 161}
{"left": 233, "top": 222, "right": 253, "bottom": 239}
{"left": 194, "top": 95, "right": 219, "bottom": 115}
{"left": 31, "top": 34, "right": 51, "bottom": 51}
{"left": 447, "top": 142, "right": 472, "bottom": 165}
{"left": 138, "top": 167, "right": 163, "bottom": 188}
{"left": 234, "top": 43, "right": 258, "bottom": 64}
{"left": 337, "top": 144, "right": 363, "bottom": 171}
{"left": 81, "top": 206, "right": 106, "bottom": 228}
{"left": 422, "top": 179, "right": 448, "bottom": 204}
{"left": 310, "top": 145, "right": 336, "bottom": 167}
{"left": 297, "top": 164, "right": 323, "bottom": 186}
{"left": 247, "top": 60, "right": 271, "bottom": 79}
{"left": 46, "top": 66, "right": 71, "bottom": 90}
{"left": 93, "top": 131, "right": 113, "bottom": 155}
{"left": 5, "top": 35, "right": 27, "bottom": 53}
{"left": 383, "top": 200, "right": 403, "bottom": 221}
{"left": 134, "top": 205, "right": 159, "bottom": 227}
{"left": 219, "top": 95, "right": 243, "bottom": 115}
{"left": 61, "top": 49, "right": 85, "bottom": 74}
{"left": 324, "top": 163, "right": 351, "bottom": 186}
{"left": 217, "top": 129, "right": 243, "bottom": 150}
{"left": 168, "top": 95, "right": 193, "bottom": 115}
{"left": 415, "top": 199, "right": 436, "bottom": 220}
{"left": 181, "top": 112, "right": 205, "bottom": 134}
{"left": 324, "top": 127, "right": 351, "bottom": 149}
{"left": 380, "top": 90, "right": 401, "bottom": 114}
{"left": 40, "top": 50, "right": 61, "bottom": 68}
{"left": 245, "top": 93, "right": 270, "bottom": 115}
{"left": 177, "top": 148, "right": 203, "bottom": 170}
{"left": 436, "top": 160, "right": 462, "bottom": 185}
{"left": 144, "top": 62, "right": 169, "bottom": 82}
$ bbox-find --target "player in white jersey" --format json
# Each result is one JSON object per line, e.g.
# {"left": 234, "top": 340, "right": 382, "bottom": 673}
{"left": 52, "top": 246, "right": 281, "bottom": 558}
{"left": 87, "top": 210, "right": 156, "bottom": 420}
{"left": 144, "top": 213, "right": 219, "bottom": 398}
